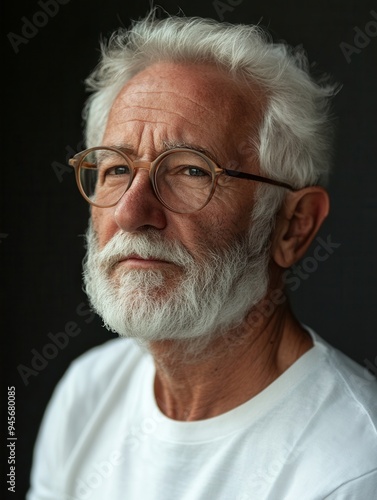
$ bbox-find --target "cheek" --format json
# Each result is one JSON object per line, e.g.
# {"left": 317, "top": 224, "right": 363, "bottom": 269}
{"left": 91, "top": 208, "right": 118, "bottom": 248}
{"left": 90, "top": 194, "right": 254, "bottom": 253}
{"left": 180, "top": 209, "right": 250, "bottom": 254}
{"left": 203, "top": 189, "right": 254, "bottom": 235}
{"left": 215, "top": 173, "right": 255, "bottom": 202}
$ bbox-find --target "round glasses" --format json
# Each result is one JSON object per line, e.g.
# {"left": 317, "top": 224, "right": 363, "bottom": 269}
{"left": 69, "top": 146, "right": 295, "bottom": 214}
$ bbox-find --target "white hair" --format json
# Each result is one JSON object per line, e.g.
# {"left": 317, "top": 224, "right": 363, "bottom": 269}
{"left": 82, "top": 11, "right": 338, "bottom": 241}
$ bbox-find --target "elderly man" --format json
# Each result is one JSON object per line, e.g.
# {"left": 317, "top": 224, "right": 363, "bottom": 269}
{"left": 28, "top": 13, "right": 376, "bottom": 500}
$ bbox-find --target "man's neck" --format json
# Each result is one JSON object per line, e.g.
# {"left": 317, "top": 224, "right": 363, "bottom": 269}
{"left": 150, "top": 304, "right": 313, "bottom": 421}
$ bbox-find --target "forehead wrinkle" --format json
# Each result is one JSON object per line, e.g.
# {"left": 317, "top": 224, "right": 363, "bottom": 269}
{"left": 102, "top": 139, "right": 222, "bottom": 165}
{"left": 122, "top": 90, "right": 217, "bottom": 116}
{"left": 109, "top": 118, "right": 172, "bottom": 128}
{"left": 120, "top": 104, "right": 198, "bottom": 127}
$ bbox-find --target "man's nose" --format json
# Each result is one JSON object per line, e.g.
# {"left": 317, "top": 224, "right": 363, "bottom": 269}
{"left": 113, "top": 167, "right": 167, "bottom": 233}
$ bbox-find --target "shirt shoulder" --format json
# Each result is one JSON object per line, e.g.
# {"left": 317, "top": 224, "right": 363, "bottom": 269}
{"left": 35, "top": 339, "right": 145, "bottom": 455}
{"left": 27, "top": 338, "right": 147, "bottom": 499}
{"left": 312, "top": 331, "right": 377, "bottom": 425}
{"left": 291, "top": 330, "right": 377, "bottom": 484}
{"left": 65, "top": 337, "right": 143, "bottom": 382}
{"left": 58, "top": 338, "right": 146, "bottom": 414}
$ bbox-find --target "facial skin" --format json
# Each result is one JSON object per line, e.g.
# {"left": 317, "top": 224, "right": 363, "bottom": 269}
{"left": 92, "top": 61, "right": 265, "bottom": 255}
{"left": 88, "top": 61, "right": 330, "bottom": 420}
{"left": 87, "top": 61, "right": 271, "bottom": 354}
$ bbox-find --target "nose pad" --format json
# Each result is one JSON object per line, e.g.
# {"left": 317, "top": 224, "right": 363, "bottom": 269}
{"left": 132, "top": 159, "right": 153, "bottom": 171}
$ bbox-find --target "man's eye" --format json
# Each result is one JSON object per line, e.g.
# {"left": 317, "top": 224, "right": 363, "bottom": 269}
{"left": 105, "top": 165, "right": 130, "bottom": 176}
{"left": 181, "top": 166, "right": 209, "bottom": 177}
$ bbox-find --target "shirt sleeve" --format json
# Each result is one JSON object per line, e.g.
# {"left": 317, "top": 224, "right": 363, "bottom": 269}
{"left": 26, "top": 392, "right": 63, "bottom": 498}
{"left": 26, "top": 339, "right": 131, "bottom": 500}
{"left": 26, "top": 362, "right": 81, "bottom": 500}
{"left": 323, "top": 469, "right": 377, "bottom": 499}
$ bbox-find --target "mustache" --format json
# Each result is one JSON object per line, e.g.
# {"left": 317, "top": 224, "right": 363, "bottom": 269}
{"left": 86, "top": 227, "right": 196, "bottom": 269}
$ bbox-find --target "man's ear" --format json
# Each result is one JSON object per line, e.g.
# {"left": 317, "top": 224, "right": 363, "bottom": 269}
{"left": 271, "top": 187, "right": 330, "bottom": 268}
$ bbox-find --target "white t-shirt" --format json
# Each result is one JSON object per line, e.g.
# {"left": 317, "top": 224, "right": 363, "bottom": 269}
{"left": 27, "top": 329, "right": 377, "bottom": 500}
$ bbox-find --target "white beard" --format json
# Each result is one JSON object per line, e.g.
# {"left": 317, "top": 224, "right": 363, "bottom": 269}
{"left": 83, "top": 218, "right": 271, "bottom": 356}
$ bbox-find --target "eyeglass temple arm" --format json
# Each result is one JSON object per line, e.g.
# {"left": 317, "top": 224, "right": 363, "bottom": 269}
{"left": 223, "top": 168, "right": 295, "bottom": 191}
{"left": 68, "top": 159, "right": 97, "bottom": 170}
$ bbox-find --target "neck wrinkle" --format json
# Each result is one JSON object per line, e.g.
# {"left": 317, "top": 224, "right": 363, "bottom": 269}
{"left": 150, "top": 303, "right": 313, "bottom": 421}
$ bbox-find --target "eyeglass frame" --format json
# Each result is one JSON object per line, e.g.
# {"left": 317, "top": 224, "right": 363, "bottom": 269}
{"left": 69, "top": 145, "right": 296, "bottom": 214}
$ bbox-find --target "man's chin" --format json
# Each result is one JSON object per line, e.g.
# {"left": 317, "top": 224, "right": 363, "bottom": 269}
{"left": 109, "top": 266, "right": 183, "bottom": 292}
{"left": 112, "top": 321, "right": 218, "bottom": 360}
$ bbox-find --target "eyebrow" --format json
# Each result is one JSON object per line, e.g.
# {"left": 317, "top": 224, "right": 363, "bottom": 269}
{"left": 108, "top": 143, "right": 134, "bottom": 155}
{"left": 162, "top": 140, "right": 221, "bottom": 165}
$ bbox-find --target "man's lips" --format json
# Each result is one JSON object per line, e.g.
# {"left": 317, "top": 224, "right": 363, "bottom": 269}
{"left": 116, "top": 254, "right": 172, "bottom": 268}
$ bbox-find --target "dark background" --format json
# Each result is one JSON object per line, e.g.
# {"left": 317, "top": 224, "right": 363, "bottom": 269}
{"left": 2, "top": 0, "right": 377, "bottom": 498}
